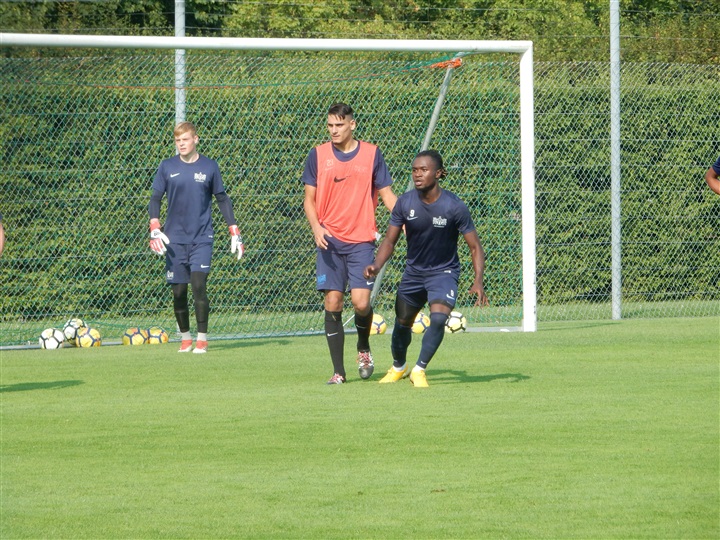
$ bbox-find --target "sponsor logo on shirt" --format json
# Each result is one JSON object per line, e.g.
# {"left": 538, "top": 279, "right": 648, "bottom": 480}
{"left": 194, "top": 172, "right": 207, "bottom": 183}
{"left": 433, "top": 216, "right": 448, "bottom": 228}
{"left": 170, "top": 173, "right": 180, "bottom": 178}
{"left": 333, "top": 176, "right": 348, "bottom": 183}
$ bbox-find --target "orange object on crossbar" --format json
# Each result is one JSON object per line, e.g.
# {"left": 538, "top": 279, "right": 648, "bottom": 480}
{"left": 427, "top": 58, "right": 463, "bottom": 69}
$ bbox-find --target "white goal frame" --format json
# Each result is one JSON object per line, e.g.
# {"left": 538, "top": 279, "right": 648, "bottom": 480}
{"left": 0, "top": 33, "right": 536, "bottom": 332}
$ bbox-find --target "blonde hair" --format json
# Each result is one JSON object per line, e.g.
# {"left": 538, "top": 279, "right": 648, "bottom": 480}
{"left": 173, "top": 121, "right": 197, "bottom": 138}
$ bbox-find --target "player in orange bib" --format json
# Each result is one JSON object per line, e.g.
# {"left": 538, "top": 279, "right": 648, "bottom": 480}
{"left": 302, "top": 103, "right": 397, "bottom": 384}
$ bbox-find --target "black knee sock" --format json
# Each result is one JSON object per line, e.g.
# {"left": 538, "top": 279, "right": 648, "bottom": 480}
{"left": 391, "top": 323, "right": 413, "bottom": 368}
{"left": 355, "top": 309, "right": 373, "bottom": 352}
{"left": 325, "top": 310, "right": 345, "bottom": 377}
{"left": 172, "top": 283, "right": 190, "bottom": 333}
{"left": 191, "top": 272, "right": 209, "bottom": 334}
{"left": 417, "top": 312, "right": 448, "bottom": 369}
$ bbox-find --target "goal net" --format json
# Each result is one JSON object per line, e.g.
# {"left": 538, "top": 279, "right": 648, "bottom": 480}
{"left": 0, "top": 35, "right": 535, "bottom": 346}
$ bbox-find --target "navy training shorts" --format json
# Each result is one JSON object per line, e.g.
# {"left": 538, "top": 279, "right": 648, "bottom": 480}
{"left": 316, "top": 241, "right": 375, "bottom": 292}
{"left": 165, "top": 242, "right": 213, "bottom": 284}
{"left": 397, "top": 268, "right": 460, "bottom": 309}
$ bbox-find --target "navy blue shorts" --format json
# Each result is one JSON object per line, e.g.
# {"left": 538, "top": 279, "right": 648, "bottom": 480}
{"left": 397, "top": 269, "right": 460, "bottom": 309}
{"left": 165, "top": 242, "right": 213, "bottom": 284}
{"left": 316, "top": 241, "right": 375, "bottom": 292}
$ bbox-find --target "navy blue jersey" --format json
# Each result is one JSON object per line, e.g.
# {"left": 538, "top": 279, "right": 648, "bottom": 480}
{"left": 713, "top": 155, "right": 720, "bottom": 175}
{"left": 152, "top": 154, "right": 226, "bottom": 244}
{"left": 390, "top": 188, "right": 476, "bottom": 274}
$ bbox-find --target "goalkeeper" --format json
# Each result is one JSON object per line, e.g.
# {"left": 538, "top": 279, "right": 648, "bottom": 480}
{"left": 148, "top": 121, "right": 244, "bottom": 354}
{"left": 364, "top": 150, "right": 489, "bottom": 388}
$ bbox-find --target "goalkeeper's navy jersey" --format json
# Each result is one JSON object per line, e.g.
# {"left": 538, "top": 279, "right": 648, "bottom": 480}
{"left": 152, "top": 154, "right": 225, "bottom": 244}
{"left": 390, "top": 188, "right": 476, "bottom": 274}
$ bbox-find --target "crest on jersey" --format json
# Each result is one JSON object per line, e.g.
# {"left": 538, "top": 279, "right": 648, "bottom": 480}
{"left": 433, "top": 216, "right": 448, "bottom": 228}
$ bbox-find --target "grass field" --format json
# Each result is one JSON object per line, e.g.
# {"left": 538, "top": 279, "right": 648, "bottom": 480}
{"left": 2, "top": 318, "right": 718, "bottom": 539}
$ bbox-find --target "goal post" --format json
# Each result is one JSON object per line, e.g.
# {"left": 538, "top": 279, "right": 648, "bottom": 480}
{"left": 0, "top": 33, "right": 536, "bottom": 346}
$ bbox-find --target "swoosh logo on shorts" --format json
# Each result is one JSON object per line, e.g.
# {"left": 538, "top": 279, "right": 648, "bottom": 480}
{"left": 201, "top": 264, "right": 210, "bottom": 268}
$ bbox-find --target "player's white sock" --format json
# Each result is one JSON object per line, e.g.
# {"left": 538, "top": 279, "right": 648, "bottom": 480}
{"left": 197, "top": 332, "right": 208, "bottom": 342}
{"left": 394, "top": 363, "right": 407, "bottom": 372}
{"left": 181, "top": 331, "right": 192, "bottom": 341}
{"left": 412, "top": 365, "right": 425, "bottom": 373}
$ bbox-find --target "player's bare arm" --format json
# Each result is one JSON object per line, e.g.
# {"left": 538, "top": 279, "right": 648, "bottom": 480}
{"left": 364, "top": 224, "right": 402, "bottom": 278}
{"left": 303, "top": 184, "right": 331, "bottom": 249}
{"left": 378, "top": 185, "right": 398, "bottom": 213}
{"left": 464, "top": 230, "right": 489, "bottom": 307}
{"left": 705, "top": 166, "right": 720, "bottom": 196}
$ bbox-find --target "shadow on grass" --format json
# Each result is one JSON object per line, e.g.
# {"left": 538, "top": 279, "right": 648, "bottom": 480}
{"left": 539, "top": 321, "right": 620, "bottom": 331}
{"left": 0, "top": 380, "right": 84, "bottom": 393}
{"left": 431, "top": 370, "right": 530, "bottom": 384}
{"left": 207, "top": 338, "right": 294, "bottom": 351}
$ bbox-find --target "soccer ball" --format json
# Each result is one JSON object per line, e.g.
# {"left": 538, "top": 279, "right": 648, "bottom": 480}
{"left": 62, "top": 317, "right": 86, "bottom": 344}
{"left": 370, "top": 313, "right": 387, "bottom": 335}
{"left": 122, "top": 327, "right": 148, "bottom": 346}
{"left": 76, "top": 327, "right": 102, "bottom": 348}
{"left": 445, "top": 311, "right": 467, "bottom": 333}
{"left": 39, "top": 328, "right": 65, "bottom": 349}
{"left": 412, "top": 312, "right": 430, "bottom": 334}
{"left": 146, "top": 326, "right": 169, "bottom": 345}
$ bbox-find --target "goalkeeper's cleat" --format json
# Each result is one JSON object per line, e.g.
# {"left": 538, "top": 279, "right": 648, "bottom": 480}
{"left": 379, "top": 365, "right": 409, "bottom": 383}
{"left": 193, "top": 340, "right": 208, "bottom": 354}
{"left": 178, "top": 339, "right": 193, "bottom": 353}
{"left": 357, "top": 350, "right": 374, "bottom": 379}
{"left": 326, "top": 373, "right": 346, "bottom": 385}
{"left": 409, "top": 368, "right": 429, "bottom": 388}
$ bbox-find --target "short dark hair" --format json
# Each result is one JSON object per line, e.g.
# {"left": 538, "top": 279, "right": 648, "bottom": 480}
{"left": 327, "top": 102, "right": 354, "bottom": 119}
{"left": 414, "top": 149, "right": 446, "bottom": 177}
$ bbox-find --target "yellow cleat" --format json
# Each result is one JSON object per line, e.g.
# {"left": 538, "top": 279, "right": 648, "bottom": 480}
{"left": 379, "top": 365, "right": 409, "bottom": 383}
{"left": 409, "top": 369, "right": 429, "bottom": 388}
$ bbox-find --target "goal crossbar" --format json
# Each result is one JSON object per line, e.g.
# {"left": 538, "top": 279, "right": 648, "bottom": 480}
{"left": 1, "top": 33, "right": 531, "bottom": 54}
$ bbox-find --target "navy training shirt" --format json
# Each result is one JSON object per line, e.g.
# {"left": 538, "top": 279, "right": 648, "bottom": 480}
{"left": 152, "top": 154, "right": 225, "bottom": 244}
{"left": 390, "top": 188, "right": 476, "bottom": 274}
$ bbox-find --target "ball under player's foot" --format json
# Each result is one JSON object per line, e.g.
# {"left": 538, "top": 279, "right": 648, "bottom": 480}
{"left": 357, "top": 350, "right": 374, "bottom": 379}
{"left": 378, "top": 364, "right": 409, "bottom": 383}
{"left": 409, "top": 367, "right": 429, "bottom": 388}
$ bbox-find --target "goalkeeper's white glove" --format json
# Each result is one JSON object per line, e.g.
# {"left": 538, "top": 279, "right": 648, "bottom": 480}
{"left": 229, "top": 225, "right": 244, "bottom": 260}
{"left": 149, "top": 220, "right": 170, "bottom": 255}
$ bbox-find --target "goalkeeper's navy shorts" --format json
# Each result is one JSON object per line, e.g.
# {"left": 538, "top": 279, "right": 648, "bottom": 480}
{"left": 316, "top": 239, "right": 375, "bottom": 293}
{"left": 397, "top": 268, "right": 460, "bottom": 310}
{"left": 164, "top": 242, "right": 213, "bottom": 284}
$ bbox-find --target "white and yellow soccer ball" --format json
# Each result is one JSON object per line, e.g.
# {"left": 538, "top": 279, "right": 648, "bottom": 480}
{"left": 122, "top": 327, "right": 148, "bottom": 346}
{"left": 39, "top": 328, "right": 65, "bottom": 349}
{"left": 445, "top": 311, "right": 467, "bottom": 333}
{"left": 370, "top": 313, "right": 387, "bottom": 335}
{"left": 146, "top": 326, "right": 169, "bottom": 345}
{"left": 62, "top": 317, "right": 86, "bottom": 344}
{"left": 412, "top": 312, "right": 430, "bottom": 334}
{"left": 76, "top": 327, "right": 102, "bottom": 348}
